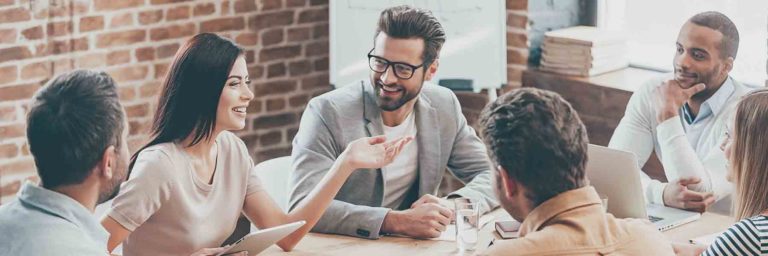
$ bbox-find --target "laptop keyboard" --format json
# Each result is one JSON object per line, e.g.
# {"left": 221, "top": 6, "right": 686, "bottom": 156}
{"left": 648, "top": 215, "right": 664, "bottom": 223}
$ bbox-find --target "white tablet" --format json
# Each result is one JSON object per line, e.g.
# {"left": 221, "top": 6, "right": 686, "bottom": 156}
{"left": 217, "top": 220, "right": 306, "bottom": 256}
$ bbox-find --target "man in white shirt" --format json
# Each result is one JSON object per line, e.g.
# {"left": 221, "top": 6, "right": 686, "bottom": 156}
{"left": 609, "top": 11, "right": 757, "bottom": 212}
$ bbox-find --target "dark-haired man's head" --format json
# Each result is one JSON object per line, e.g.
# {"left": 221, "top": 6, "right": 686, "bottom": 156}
{"left": 479, "top": 88, "right": 588, "bottom": 221}
{"left": 674, "top": 11, "right": 739, "bottom": 100}
{"left": 368, "top": 5, "right": 446, "bottom": 112}
{"left": 26, "top": 70, "right": 129, "bottom": 206}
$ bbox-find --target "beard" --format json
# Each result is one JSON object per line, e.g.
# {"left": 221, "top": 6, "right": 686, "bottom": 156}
{"left": 97, "top": 160, "right": 126, "bottom": 204}
{"left": 674, "top": 63, "right": 721, "bottom": 91}
{"left": 372, "top": 79, "right": 422, "bottom": 112}
{"left": 97, "top": 181, "right": 121, "bottom": 204}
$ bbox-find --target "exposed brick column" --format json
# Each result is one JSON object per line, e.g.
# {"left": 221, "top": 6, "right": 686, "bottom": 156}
{"left": 505, "top": 0, "right": 529, "bottom": 92}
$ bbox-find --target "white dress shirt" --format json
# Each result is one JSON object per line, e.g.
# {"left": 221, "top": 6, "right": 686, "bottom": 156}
{"left": 609, "top": 74, "right": 756, "bottom": 205}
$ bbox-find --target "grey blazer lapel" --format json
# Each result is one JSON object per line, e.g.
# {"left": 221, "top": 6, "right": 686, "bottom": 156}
{"left": 362, "top": 81, "right": 384, "bottom": 137}
{"left": 415, "top": 93, "right": 441, "bottom": 196}
{"left": 361, "top": 80, "right": 386, "bottom": 206}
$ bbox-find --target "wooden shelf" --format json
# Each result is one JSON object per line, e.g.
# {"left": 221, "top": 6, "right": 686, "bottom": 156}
{"left": 526, "top": 67, "right": 663, "bottom": 93}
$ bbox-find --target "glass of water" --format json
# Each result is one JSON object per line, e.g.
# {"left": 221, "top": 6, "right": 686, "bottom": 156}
{"left": 455, "top": 201, "right": 479, "bottom": 251}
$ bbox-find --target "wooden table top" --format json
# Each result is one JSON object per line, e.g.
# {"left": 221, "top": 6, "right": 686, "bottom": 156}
{"left": 259, "top": 210, "right": 734, "bottom": 256}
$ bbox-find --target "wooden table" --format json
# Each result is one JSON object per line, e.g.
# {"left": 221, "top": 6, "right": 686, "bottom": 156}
{"left": 260, "top": 211, "right": 734, "bottom": 256}
{"left": 663, "top": 212, "right": 733, "bottom": 243}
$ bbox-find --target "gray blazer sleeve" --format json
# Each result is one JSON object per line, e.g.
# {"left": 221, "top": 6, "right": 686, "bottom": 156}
{"left": 444, "top": 94, "right": 499, "bottom": 214}
{"left": 288, "top": 100, "right": 390, "bottom": 239}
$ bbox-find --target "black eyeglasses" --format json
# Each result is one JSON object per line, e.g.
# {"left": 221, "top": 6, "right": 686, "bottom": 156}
{"left": 367, "top": 49, "right": 426, "bottom": 80}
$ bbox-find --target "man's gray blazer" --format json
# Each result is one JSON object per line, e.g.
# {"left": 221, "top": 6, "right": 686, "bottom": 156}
{"left": 288, "top": 79, "right": 499, "bottom": 239}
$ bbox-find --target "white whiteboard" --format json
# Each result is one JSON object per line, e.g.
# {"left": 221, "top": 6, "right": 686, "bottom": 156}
{"left": 330, "top": 0, "right": 507, "bottom": 92}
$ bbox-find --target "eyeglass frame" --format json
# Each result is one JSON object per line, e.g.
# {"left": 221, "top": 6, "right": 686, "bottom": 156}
{"left": 366, "top": 48, "right": 428, "bottom": 80}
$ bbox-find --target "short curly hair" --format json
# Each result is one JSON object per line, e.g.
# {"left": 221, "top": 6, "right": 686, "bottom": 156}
{"left": 479, "top": 87, "right": 588, "bottom": 206}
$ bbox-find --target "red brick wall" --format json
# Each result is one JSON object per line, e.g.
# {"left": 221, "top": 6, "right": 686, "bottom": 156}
{"left": 0, "top": 0, "right": 330, "bottom": 203}
{"left": 505, "top": 0, "right": 528, "bottom": 91}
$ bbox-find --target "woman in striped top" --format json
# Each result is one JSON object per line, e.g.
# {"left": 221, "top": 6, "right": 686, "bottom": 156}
{"left": 675, "top": 88, "right": 768, "bottom": 256}
{"left": 702, "top": 88, "right": 768, "bottom": 255}
{"left": 703, "top": 215, "right": 768, "bottom": 255}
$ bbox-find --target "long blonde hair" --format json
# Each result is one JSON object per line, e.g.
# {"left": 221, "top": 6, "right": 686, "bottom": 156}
{"left": 732, "top": 88, "right": 768, "bottom": 220}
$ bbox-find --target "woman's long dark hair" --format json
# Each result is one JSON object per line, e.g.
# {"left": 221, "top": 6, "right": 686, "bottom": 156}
{"left": 127, "top": 33, "right": 244, "bottom": 177}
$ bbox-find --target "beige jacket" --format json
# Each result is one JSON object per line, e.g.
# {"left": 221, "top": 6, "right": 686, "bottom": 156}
{"left": 483, "top": 186, "right": 674, "bottom": 255}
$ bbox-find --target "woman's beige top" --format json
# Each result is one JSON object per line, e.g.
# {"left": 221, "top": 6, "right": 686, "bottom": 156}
{"left": 107, "top": 131, "right": 264, "bottom": 256}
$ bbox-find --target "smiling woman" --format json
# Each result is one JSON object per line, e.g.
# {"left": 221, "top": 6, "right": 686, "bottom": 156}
{"left": 102, "top": 32, "right": 255, "bottom": 256}
{"left": 98, "top": 33, "right": 413, "bottom": 256}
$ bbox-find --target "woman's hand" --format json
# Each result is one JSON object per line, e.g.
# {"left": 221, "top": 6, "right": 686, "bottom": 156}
{"left": 341, "top": 135, "right": 413, "bottom": 170}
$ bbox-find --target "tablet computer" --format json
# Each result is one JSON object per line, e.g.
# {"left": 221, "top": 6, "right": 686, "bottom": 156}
{"left": 217, "top": 220, "right": 306, "bottom": 256}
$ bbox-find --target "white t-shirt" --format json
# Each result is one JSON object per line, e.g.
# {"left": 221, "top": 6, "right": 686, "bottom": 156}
{"left": 381, "top": 112, "right": 419, "bottom": 209}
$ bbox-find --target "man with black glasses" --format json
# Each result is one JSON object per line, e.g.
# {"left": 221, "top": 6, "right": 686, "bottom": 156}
{"left": 289, "top": 5, "right": 498, "bottom": 239}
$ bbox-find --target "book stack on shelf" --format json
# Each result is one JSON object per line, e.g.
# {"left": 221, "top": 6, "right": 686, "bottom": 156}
{"left": 540, "top": 26, "right": 629, "bottom": 77}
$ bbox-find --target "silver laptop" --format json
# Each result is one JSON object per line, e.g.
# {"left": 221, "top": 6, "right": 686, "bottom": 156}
{"left": 586, "top": 144, "right": 700, "bottom": 231}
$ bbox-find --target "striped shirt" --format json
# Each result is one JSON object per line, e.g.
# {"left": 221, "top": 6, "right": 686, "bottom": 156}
{"left": 703, "top": 215, "right": 768, "bottom": 255}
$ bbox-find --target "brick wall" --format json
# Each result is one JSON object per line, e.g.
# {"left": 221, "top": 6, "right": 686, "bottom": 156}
{"left": 0, "top": 0, "right": 331, "bottom": 203}
{"left": 505, "top": 0, "right": 528, "bottom": 91}
{"left": 0, "top": 0, "right": 532, "bottom": 202}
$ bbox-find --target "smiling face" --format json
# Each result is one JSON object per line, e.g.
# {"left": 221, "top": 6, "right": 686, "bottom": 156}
{"left": 673, "top": 21, "right": 731, "bottom": 93}
{"left": 369, "top": 32, "right": 437, "bottom": 112}
{"left": 215, "top": 56, "right": 253, "bottom": 132}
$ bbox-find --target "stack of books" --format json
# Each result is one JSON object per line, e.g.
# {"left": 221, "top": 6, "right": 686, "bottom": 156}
{"left": 540, "top": 26, "right": 629, "bottom": 77}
